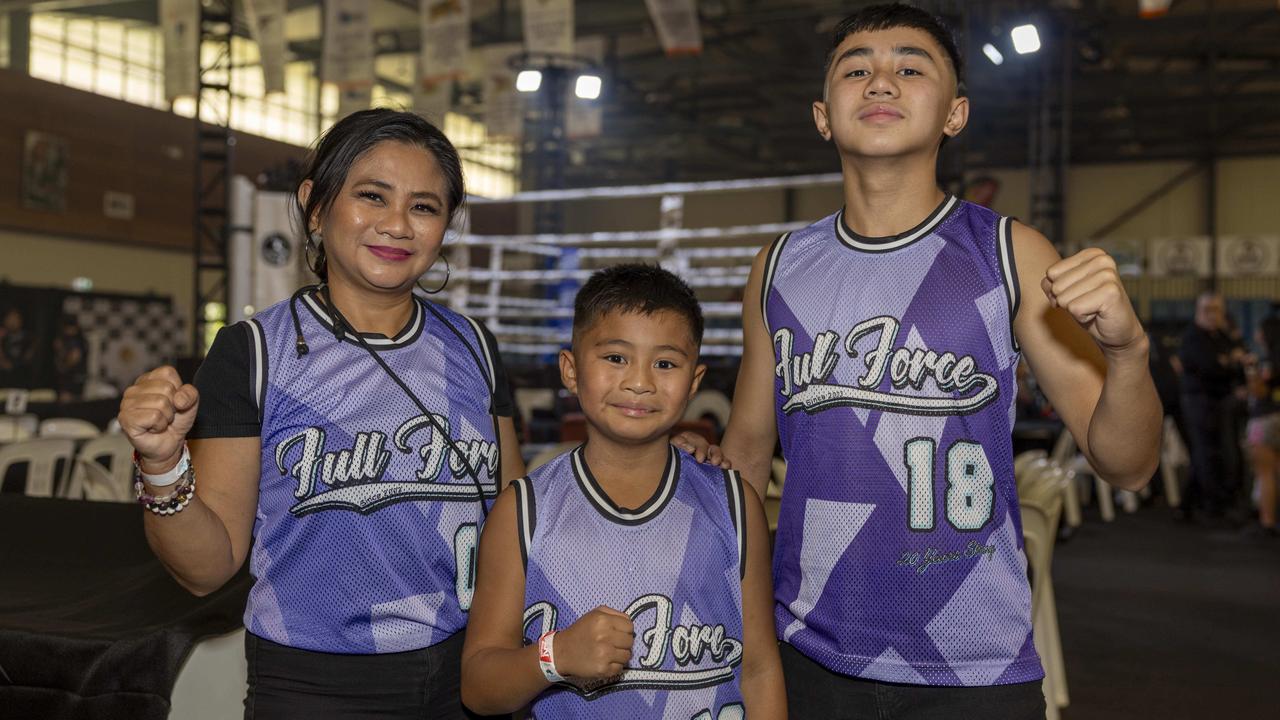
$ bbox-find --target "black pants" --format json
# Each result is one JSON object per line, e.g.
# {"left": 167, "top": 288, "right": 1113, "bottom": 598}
{"left": 1181, "top": 393, "right": 1242, "bottom": 515}
{"left": 244, "top": 630, "right": 505, "bottom": 719}
{"left": 781, "top": 642, "right": 1045, "bottom": 720}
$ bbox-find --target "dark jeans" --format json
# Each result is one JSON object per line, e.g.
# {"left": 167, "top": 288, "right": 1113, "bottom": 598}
{"left": 781, "top": 642, "right": 1045, "bottom": 720}
{"left": 1181, "top": 393, "right": 1242, "bottom": 515}
{"left": 244, "top": 630, "right": 504, "bottom": 719}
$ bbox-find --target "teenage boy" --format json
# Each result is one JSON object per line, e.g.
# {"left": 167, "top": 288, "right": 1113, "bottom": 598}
{"left": 720, "top": 5, "right": 1161, "bottom": 718}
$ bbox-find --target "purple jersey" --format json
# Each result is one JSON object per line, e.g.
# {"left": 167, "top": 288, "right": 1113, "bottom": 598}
{"left": 765, "top": 196, "right": 1043, "bottom": 686}
{"left": 244, "top": 289, "right": 501, "bottom": 653}
{"left": 517, "top": 445, "right": 748, "bottom": 719}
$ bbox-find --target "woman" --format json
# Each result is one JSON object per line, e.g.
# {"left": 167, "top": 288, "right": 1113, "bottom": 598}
{"left": 118, "top": 109, "right": 524, "bottom": 718}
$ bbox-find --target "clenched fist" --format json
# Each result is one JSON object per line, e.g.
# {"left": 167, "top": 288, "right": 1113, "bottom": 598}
{"left": 1041, "top": 248, "right": 1145, "bottom": 356}
{"left": 553, "top": 606, "right": 635, "bottom": 682}
{"left": 118, "top": 366, "right": 200, "bottom": 474}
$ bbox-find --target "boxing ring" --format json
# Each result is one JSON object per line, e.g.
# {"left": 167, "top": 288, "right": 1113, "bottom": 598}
{"left": 434, "top": 172, "right": 846, "bottom": 358}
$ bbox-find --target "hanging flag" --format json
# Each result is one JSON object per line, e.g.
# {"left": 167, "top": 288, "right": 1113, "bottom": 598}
{"left": 244, "top": 0, "right": 287, "bottom": 94}
{"left": 478, "top": 43, "right": 524, "bottom": 139}
{"left": 566, "top": 35, "right": 605, "bottom": 139}
{"left": 1138, "top": 0, "right": 1173, "bottom": 18}
{"left": 160, "top": 0, "right": 199, "bottom": 101}
{"left": 522, "top": 0, "right": 574, "bottom": 55}
{"left": 324, "top": 0, "right": 374, "bottom": 117}
{"left": 420, "top": 0, "right": 470, "bottom": 85}
{"left": 645, "top": 0, "right": 702, "bottom": 56}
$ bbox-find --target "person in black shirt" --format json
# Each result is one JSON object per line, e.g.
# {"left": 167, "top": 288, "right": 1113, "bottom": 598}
{"left": 1178, "top": 292, "right": 1246, "bottom": 519}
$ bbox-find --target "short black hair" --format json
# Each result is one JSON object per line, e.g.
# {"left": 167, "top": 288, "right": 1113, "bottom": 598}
{"left": 295, "top": 109, "right": 466, "bottom": 281}
{"left": 572, "top": 264, "right": 704, "bottom": 348}
{"left": 825, "top": 3, "right": 964, "bottom": 95}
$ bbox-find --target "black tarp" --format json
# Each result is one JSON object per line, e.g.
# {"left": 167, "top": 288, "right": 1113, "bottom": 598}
{"left": 0, "top": 496, "right": 250, "bottom": 719}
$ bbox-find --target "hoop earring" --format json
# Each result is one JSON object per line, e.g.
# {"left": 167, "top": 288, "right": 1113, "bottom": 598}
{"left": 417, "top": 252, "right": 450, "bottom": 295}
{"left": 304, "top": 234, "right": 325, "bottom": 278}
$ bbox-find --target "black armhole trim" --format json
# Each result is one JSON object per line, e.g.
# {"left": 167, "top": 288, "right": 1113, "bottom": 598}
{"left": 724, "top": 468, "right": 747, "bottom": 581}
{"left": 513, "top": 476, "right": 535, "bottom": 570}
{"left": 997, "top": 217, "right": 1022, "bottom": 353}
{"left": 760, "top": 232, "right": 791, "bottom": 337}
{"left": 246, "top": 319, "right": 268, "bottom": 423}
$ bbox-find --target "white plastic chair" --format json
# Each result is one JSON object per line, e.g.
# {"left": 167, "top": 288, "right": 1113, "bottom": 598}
{"left": 106, "top": 417, "right": 122, "bottom": 434}
{"left": 27, "top": 388, "right": 57, "bottom": 403}
{"left": 767, "top": 457, "right": 786, "bottom": 499}
{"left": 64, "top": 434, "right": 135, "bottom": 502}
{"left": 0, "top": 438, "right": 76, "bottom": 497}
{"left": 514, "top": 388, "right": 555, "bottom": 430}
{"left": 38, "top": 417, "right": 101, "bottom": 439}
{"left": 1159, "top": 416, "right": 1186, "bottom": 508}
{"left": 169, "top": 627, "right": 248, "bottom": 720}
{"left": 1019, "top": 462, "right": 1070, "bottom": 716}
{"left": 0, "top": 416, "right": 34, "bottom": 443}
{"left": 683, "top": 390, "right": 732, "bottom": 430}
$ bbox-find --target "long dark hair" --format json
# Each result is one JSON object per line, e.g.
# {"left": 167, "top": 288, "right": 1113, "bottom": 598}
{"left": 295, "top": 109, "right": 466, "bottom": 281}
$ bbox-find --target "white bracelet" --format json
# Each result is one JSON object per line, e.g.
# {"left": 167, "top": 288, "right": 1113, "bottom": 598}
{"left": 139, "top": 445, "right": 191, "bottom": 488}
{"left": 538, "top": 631, "right": 565, "bottom": 683}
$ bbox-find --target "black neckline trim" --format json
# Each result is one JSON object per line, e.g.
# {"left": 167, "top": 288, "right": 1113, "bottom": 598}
{"left": 835, "top": 194, "right": 959, "bottom": 253}
{"left": 571, "top": 445, "right": 680, "bottom": 527}
{"left": 300, "top": 289, "right": 426, "bottom": 351}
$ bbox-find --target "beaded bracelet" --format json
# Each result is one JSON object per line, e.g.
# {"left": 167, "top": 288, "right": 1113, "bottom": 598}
{"left": 134, "top": 461, "right": 196, "bottom": 516}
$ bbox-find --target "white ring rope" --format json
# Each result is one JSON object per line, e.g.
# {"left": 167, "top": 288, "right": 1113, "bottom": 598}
{"left": 467, "top": 172, "right": 841, "bottom": 204}
{"left": 454, "top": 172, "right": 844, "bottom": 357}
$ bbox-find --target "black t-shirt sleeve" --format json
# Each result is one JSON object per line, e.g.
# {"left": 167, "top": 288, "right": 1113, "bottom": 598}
{"left": 189, "top": 323, "right": 262, "bottom": 439}
{"left": 475, "top": 320, "right": 515, "bottom": 418}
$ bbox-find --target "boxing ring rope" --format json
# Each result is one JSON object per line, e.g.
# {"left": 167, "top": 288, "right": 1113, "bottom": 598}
{"left": 426, "top": 172, "right": 844, "bottom": 357}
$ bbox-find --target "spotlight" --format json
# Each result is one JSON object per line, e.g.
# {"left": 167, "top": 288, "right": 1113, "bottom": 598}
{"left": 1011, "top": 24, "right": 1041, "bottom": 54}
{"left": 982, "top": 43, "right": 1004, "bottom": 65}
{"left": 575, "top": 74, "right": 602, "bottom": 100}
{"left": 516, "top": 69, "right": 542, "bottom": 93}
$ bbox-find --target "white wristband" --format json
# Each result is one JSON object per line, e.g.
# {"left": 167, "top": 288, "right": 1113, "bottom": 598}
{"left": 140, "top": 445, "right": 191, "bottom": 488}
{"left": 538, "top": 631, "right": 565, "bottom": 683}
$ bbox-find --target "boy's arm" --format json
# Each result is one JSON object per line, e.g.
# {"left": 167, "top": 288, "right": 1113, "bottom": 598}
{"left": 721, "top": 245, "right": 780, "bottom": 499}
{"left": 461, "top": 485, "right": 547, "bottom": 714}
{"left": 1011, "top": 222, "right": 1161, "bottom": 490}
{"left": 461, "top": 483, "right": 636, "bottom": 715}
{"left": 738, "top": 481, "right": 786, "bottom": 718}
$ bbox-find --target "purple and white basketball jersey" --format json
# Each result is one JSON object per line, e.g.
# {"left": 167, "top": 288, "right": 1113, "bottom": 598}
{"left": 765, "top": 196, "right": 1043, "bottom": 686}
{"left": 517, "top": 445, "right": 748, "bottom": 719}
{"left": 244, "top": 289, "right": 501, "bottom": 653}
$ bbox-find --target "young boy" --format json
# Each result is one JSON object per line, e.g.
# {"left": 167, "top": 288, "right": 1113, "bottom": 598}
{"left": 719, "top": 4, "right": 1161, "bottom": 718}
{"left": 461, "top": 265, "right": 785, "bottom": 719}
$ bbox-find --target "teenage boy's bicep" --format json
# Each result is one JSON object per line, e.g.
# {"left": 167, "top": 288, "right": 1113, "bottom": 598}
{"left": 1011, "top": 222, "right": 1107, "bottom": 455}
{"left": 739, "top": 482, "right": 787, "bottom": 718}
{"left": 722, "top": 245, "right": 780, "bottom": 498}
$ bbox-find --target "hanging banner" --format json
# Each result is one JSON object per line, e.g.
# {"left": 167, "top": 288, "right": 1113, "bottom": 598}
{"left": 414, "top": 81, "right": 453, "bottom": 123}
{"left": 566, "top": 35, "right": 605, "bottom": 139}
{"left": 337, "top": 85, "right": 373, "bottom": 119}
{"left": 645, "top": 0, "right": 702, "bottom": 56}
{"left": 245, "top": 0, "right": 287, "bottom": 94}
{"left": 323, "top": 0, "right": 374, "bottom": 88}
{"left": 522, "top": 0, "right": 574, "bottom": 55}
{"left": 253, "top": 191, "right": 308, "bottom": 312}
{"left": 1087, "top": 237, "right": 1144, "bottom": 277}
{"left": 160, "top": 0, "right": 199, "bottom": 101}
{"left": 419, "top": 0, "right": 470, "bottom": 85}
{"left": 1147, "top": 236, "right": 1212, "bottom": 277}
{"left": 478, "top": 43, "right": 524, "bottom": 139}
{"left": 1216, "top": 235, "right": 1280, "bottom": 277}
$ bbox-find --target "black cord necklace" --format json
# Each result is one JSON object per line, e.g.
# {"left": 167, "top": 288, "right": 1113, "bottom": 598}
{"left": 291, "top": 284, "right": 493, "bottom": 516}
